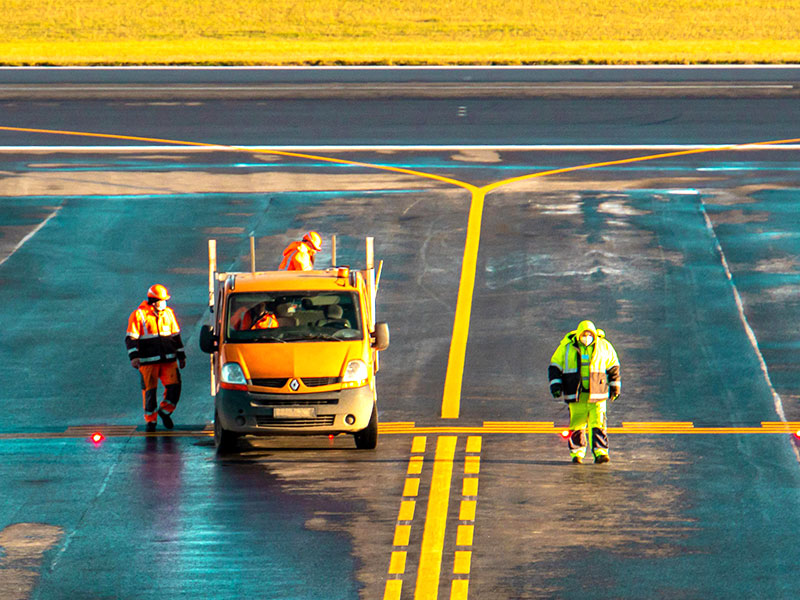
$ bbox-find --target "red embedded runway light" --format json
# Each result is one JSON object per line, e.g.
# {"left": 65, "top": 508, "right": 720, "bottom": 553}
{"left": 91, "top": 432, "right": 105, "bottom": 444}
{"left": 794, "top": 430, "right": 800, "bottom": 439}
{"left": 560, "top": 430, "right": 571, "bottom": 439}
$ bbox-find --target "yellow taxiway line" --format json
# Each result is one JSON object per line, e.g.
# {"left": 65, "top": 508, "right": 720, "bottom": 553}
{"left": 414, "top": 436, "right": 457, "bottom": 600}
{"left": 2, "top": 421, "right": 800, "bottom": 440}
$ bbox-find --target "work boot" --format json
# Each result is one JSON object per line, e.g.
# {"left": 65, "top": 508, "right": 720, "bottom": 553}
{"left": 571, "top": 456, "right": 583, "bottom": 464}
{"left": 594, "top": 454, "right": 610, "bottom": 464}
{"left": 145, "top": 422, "right": 157, "bottom": 433}
{"left": 158, "top": 410, "right": 174, "bottom": 430}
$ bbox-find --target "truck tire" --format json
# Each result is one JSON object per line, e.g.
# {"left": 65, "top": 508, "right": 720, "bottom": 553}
{"left": 214, "top": 410, "right": 238, "bottom": 453}
{"left": 354, "top": 404, "right": 378, "bottom": 449}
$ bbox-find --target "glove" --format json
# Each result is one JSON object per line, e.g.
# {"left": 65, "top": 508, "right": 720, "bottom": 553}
{"left": 179, "top": 358, "right": 186, "bottom": 369}
{"left": 550, "top": 385, "right": 562, "bottom": 399}
{"left": 130, "top": 358, "right": 140, "bottom": 369}
{"left": 610, "top": 394, "right": 619, "bottom": 403}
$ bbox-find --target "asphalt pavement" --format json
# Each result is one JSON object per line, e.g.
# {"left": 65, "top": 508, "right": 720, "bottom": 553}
{"left": 1, "top": 68, "right": 800, "bottom": 599}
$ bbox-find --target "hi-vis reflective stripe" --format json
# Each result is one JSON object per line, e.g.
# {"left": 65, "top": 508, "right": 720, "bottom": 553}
{"left": 139, "top": 356, "right": 173, "bottom": 364}
{"left": 590, "top": 393, "right": 609, "bottom": 401}
{"left": 549, "top": 378, "right": 562, "bottom": 385}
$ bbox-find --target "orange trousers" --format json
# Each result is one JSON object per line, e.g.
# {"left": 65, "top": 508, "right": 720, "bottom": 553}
{"left": 139, "top": 362, "right": 181, "bottom": 423}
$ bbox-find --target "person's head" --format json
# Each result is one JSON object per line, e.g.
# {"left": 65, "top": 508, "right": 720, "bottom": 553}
{"left": 303, "top": 231, "right": 322, "bottom": 253}
{"left": 575, "top": 320, "right": 597, "bottom": 346}
{"left": 326, "top": 304, "right": 343, "bottom": 319}
{"left": 147, "top": 284, "right": 170, "bottom": 311}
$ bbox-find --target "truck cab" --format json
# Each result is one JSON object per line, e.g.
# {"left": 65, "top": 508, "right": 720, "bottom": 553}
{"left": 199, "top": 239, "right": 389, "bottom": 451}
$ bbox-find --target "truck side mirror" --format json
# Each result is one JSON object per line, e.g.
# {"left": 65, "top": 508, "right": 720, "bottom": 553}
{"left": 199, "top": 324, "right": 218, "bottom": 353}
{"left": 372, "top": 322, "right": 389, "bottom": 351}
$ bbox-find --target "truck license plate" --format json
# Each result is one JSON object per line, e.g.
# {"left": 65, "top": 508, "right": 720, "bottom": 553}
{"left": 273, "top": 407, "right": 316, "bottom": 418}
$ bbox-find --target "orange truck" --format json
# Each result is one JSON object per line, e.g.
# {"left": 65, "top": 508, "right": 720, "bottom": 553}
{"left": 199, "top": 237, "right": 389, "bottom": 451}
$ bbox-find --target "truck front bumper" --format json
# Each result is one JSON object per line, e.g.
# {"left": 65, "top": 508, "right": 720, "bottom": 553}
{"left": 215, "top": 385, "right": 374, "bottom": 436}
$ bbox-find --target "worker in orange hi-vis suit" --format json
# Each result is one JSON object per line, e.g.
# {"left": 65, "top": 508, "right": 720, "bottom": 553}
{"left": 278, "top": 231, "right": 322, "bottom": 271}
{"left": 125, "top": 284, "right": 186, "bottom": 432}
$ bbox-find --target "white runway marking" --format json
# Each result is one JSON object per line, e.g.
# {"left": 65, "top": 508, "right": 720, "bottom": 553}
{"left": 2, "top": 144, "right": 800, "bottom": 152}
{"left": 0, "top": 206, "right": 61, "bottom": 268}
{"left": 700, "top": 203, "right": 800, "bottom": 463}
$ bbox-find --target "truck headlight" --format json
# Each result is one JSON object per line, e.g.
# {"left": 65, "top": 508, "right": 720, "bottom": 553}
{"left": 221, "top": 362, "right": 247, "bottom": 390}
{"left": 342, "top": 360, "right": 368, "bottom": 385}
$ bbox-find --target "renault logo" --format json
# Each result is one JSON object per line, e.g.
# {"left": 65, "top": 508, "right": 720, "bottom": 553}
{"left": 289, "top": 378, "right": 300, "bottom": 391}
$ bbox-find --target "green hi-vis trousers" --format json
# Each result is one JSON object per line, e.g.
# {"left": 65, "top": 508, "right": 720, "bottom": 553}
{"left": 568, "top": 397, "right": 609, "bottom": 459}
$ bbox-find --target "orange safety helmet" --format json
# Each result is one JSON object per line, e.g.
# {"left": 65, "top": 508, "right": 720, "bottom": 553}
{"left": 147, "top": 284, "right": 170, "bottom": 301}
{"left": 302, "top": 231, "right": 322, "bottom": 252}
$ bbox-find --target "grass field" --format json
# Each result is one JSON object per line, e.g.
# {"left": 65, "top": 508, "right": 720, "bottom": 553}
{"left": 1, "top": 0, "right": 799, "bottom": 64}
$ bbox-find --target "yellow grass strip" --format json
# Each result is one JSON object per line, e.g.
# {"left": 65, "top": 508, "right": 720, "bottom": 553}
{"left": 3, "top": 1, "right": 800, "bottom": 65}
{"left": 3, "top": 40, "right": 800, "bottom": 65}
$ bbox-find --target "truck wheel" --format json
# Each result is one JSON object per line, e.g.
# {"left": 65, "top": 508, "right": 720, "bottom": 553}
{"left": 354, "top": 404, "right": 378, "bottom": 449}
{"left": 214, "top": 410, "right": 238, "bottom": 453}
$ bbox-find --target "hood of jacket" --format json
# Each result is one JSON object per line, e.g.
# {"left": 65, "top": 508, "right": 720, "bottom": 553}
{"left": 562, "top": 320, "right": 606, "bottom": 345}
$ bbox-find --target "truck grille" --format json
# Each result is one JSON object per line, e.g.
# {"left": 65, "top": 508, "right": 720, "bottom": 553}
{"left": 251, "top": 378, "right": 289, "bottom": 388}
{"left": 302, "top": 377, "right": 341, "bottom": 387}
{"left": 251, "top": 398, "right": 338, "bottom": 407}
{"left": 255, "top": 415, "right": 335, "bottom": 427}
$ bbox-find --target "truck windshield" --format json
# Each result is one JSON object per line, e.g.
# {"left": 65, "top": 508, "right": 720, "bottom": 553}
{"left": 225, "top": 291, "right": 363, "bottom": 343}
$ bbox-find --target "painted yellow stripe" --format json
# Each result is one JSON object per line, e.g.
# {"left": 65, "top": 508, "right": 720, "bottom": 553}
{"left": 398, "top": 500, "right": 416, "bottom": 521}
{"left": 384, "top": 580, "right": 403, "bottom": 600}
{"left": 459, "top": 500, "right": 477, "bottom": 521}
{"left": 456, "top": 524, "right": 474, "bottom": 546}
{"left": 484, "top": 421, "right": 555, "bottom": 427}
{"left": 408, "top": 456, "right": 424, "bottom": 474}
{"left": 393, "top": 524, "right": 412, "bottom": 546}
{"left": 450, "top": 579, "right": 470, "bottom": 600}
{"left": 621, "top": 421, "right": 694, "bottom": 427}
{"left": 0, "top": 126, "right": 477, "bottom": 191}
{"left": 464, "top": 456, "right": 480, "bottom": 474}
{"left": 411, "top": 435, "right": 427, "bottom": 453}
{"left": 403, "top": 478, "right": 421, "bottom": 497}
{"left": 415, "top": 436, "right": 457, "bottom": 600}
{"left": 389, "top": 551, "right": 407, "bottom": 574}
{"left": 453, "top": 551, "right": 472, "bottom": 574}
{"left": 462, "top": 477, "right": 479, "bottom": 497}
{"left": 441, "top": 189, "right": 486, "bottom": 419}
{"left": 465, "top": 436, "right": 482, "bottom": 453}
{"left": 481, "top": 136, "right": 800, "bottom": 193}
{"left": 370, "top": 423, "right": 800, "bottom": 436}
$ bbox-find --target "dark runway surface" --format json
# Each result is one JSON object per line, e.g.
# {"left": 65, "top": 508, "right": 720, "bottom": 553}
{"left": 1, "top": 68, "right": 800, "bottom": 599}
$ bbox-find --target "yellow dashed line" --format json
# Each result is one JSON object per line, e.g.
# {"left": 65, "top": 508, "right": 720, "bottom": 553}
{"left": 384, "top": 580, "right": 403, "bottom": 600}
{"left": 449, "top": 436, "right": 482, "bottom": 600}
{"left": 464, "top": 456, "right": 480, "bottom": 474}
{"left": 398, "top": 500, "right": 417, "bottom": 521}
{"left": 393, "top": 525, "right": 412, "bottom": 546}
{"left": 383, "top": 436, "right": 428, "bottom": 600}
{"left": 453, "top": 551, "right": 472, "bottom": 575}
{"left": 456, "top": 524, "right": 474, "bottom": 546}
{"left": 450, "top": 579, "right": 470, "bottom": 600}
{"left": 389, "top": 551, "right": 407, "bottom": 574}
{"left": 465, "top": 437, "right": 482, "bottom": 453}
{"left": 408, "top": 456, "right": 425, "bottom": 474}
{"left": 403, "top": 478, "right": 421, "bottom": 497}
{"left": 462, "top": 478, "right": 479, "bottom": 497}
{"left": 459, "top": 500, "right": 477, "bottom": 521}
